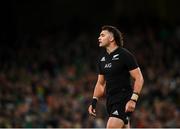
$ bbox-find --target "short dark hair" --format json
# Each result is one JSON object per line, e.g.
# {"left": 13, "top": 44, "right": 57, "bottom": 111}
{"left": 101, "top": 25, "right": 123, "bottom": 47}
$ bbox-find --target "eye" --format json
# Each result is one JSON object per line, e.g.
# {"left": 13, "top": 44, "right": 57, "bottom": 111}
{"left": 101, "top": 34, "right": 105, "bottom": 37}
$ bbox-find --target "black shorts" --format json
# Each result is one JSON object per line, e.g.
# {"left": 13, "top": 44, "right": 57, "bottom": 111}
{"left": 106, "top": 88, "right": 132, "bottom": 125}
{"left": 106, "top": 101, "right": 132, "bottom": 125}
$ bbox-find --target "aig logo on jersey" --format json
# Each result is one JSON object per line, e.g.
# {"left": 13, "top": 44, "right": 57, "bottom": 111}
{"left": 104, "top": 63, "right": 112, "bottom": 68}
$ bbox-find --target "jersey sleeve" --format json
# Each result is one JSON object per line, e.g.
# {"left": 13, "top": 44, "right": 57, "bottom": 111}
{"left": 97, "top": 60, "right": 104, "bottom": 74}
{"left": 123, "top": 50, "right": 139, "bottom": 71}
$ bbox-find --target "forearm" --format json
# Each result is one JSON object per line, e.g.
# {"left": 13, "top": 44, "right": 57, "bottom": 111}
{"left": 133, "top": 76, "right": 144, "bottom": 94}
{"left": 90, "top": 83, "right": 105, "bottom": 110}
{"left": 93, "top": 83, "right": 105, "bottom": 99}
{"left": 131, "top": 75, "right": 144, "bottom": 102}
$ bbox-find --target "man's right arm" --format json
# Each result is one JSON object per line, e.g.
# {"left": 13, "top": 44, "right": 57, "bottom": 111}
{"left": 88, "top": 74, "right": 106, "bottom": 117}
{"left": 93, "top": 74, "right": 106, "bottom": 99}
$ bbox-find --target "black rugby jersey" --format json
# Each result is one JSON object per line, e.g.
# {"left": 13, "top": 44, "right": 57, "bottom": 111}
{"left": 97, "top": 47, "right": 138, "bottom": 104}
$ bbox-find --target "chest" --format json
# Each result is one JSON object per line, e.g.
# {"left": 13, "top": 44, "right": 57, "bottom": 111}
{"left": 99, "top": 54, "right": 126, "bottom": 74}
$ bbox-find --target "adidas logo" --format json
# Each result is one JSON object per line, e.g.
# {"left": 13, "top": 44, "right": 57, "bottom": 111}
{"left": 126, "top": 116, "right": 129, "bottom": 121}
{"left": 112, "top": 110, "right": 119, "bottom": 115}
{"left": 101, "top": 57, "right": 105, "bottom": 61}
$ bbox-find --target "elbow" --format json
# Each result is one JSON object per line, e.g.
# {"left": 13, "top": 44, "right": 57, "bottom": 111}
{"left": 140, "top": 75, "right": 144, "bottom": 86}
{"left": 136, "top": 75, "right": 144, "bottom": 86}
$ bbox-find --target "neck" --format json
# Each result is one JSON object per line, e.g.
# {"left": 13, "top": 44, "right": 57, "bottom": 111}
{"left": 106, "top": 43, "right": 119, "bottom": 54}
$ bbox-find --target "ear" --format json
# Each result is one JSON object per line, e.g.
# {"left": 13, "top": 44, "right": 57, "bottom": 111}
{"left": 109, "top": 34, "right": 114, "bottom": 42}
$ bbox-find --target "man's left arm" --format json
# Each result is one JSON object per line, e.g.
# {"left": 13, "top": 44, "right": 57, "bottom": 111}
{"left": 125, "top": 67, "right": 144, "bottom": 113}
{"left": 130, "top": 67, "right": 144, "bottom": 95}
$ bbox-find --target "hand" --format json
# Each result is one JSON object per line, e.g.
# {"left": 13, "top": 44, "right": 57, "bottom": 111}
{"left": 88, "top": 105, "right": 96, "bottom": 117}
{"left": 125, "top": 100, "right": 136, "bottom": 113}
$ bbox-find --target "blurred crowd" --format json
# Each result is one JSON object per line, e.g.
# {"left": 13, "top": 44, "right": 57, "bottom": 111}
{"left": 0, "top": 24, "right": 180, "bottom": 128}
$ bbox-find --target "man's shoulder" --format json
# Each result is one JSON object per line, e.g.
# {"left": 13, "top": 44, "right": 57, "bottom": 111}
{"left": 120, "top": 47, "right": 134, "bottom": 56}
{"left": 97, "top": 49, "right": 106, "bottom": 62}
{"left": 98, "top": 49, "right": 106, "bottom": 57}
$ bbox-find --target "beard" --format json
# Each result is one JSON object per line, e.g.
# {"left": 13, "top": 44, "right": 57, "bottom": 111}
{"left": 99, "top": 42, "right": 109, "bottom": 47}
